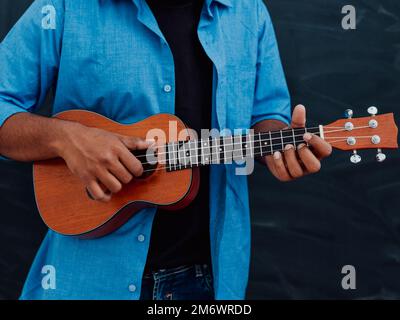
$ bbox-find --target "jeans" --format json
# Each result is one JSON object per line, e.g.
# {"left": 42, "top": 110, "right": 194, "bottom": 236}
{"left": 140, "top": 264, "right": 214, "bottom": 300}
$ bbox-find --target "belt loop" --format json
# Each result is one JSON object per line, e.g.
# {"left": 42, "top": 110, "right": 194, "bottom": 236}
{"left": 195, "top": 264, "right": 203, "bottom": 277}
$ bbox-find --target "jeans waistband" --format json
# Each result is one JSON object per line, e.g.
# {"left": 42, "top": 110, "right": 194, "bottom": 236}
{"left": 143, "top": 264, "right": 210, "bottom": 280}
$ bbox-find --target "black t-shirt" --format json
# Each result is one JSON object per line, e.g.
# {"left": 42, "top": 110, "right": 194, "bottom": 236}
{"left": 144, "top": 0, "right": 212, "bottom": 272}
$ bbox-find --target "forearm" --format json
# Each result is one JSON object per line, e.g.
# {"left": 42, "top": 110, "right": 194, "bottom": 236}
{"left": 0, "top": 112, "right": 74, "bottom": 162}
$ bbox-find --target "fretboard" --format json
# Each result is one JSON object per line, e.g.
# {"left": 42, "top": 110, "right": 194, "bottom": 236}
{"left": 165, "top": 127, "right": 321, "bottom": 172}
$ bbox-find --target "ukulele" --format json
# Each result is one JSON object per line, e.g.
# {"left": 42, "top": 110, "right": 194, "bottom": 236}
{"left": 33, "top": 107, "right": 398, "bottom": 238}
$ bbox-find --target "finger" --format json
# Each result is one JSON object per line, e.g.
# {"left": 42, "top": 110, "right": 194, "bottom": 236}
{"left": 272, "top": 151, "right": 292, "bottom": 182}
{"left": 297, "top": 144, "right": 321, "bottom": 174}
{"left": 97, "top": 170, "right": 123, "bottom": 194}
{"left": 283, "top": 144, "right": 304, "bottom": 179}
{"left": 303, "top": 133, "right": 332, "bottom": 159}
{"left": 119, "top": 148, "right": 144, "bottom": 177}
{"left": 265, "top": 156, "right": 279, "bottom": 177}
{"left": 108, "top": 161, "right": 133, "bottom": 184}
{"left": 121, "top": 136, "right": 154, "bottom": 151}
{"left": 291, "top": 105, "right": 306, "bottom": 128}
{"left": 87, "top": 180, "right": 111, "bottom": 202}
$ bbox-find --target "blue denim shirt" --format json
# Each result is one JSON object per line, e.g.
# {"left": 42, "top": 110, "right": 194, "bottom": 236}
{"left": 0, "top": 0, "right": 290, "bottom": 299}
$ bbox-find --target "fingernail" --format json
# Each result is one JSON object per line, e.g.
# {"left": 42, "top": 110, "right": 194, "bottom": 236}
{"left": 303, "top": 133, "right": 312, "bottom": 142}
{"left": 297, "top": 143, "right": 306, "bottom": 150}
{"left": 285, "top": 144, "right": 294, "bottom": 151}
{"left": 146, "top": 139, "right": 156, "bottom": 145}
{"left": 273, "top": 151, "right": 281, "bottom": 160}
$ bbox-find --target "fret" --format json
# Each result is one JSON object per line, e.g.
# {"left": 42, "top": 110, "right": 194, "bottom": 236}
{"left": 165, "top": 143, "right": 170, "bottom": 172}
{"left": 171, "top": 142, "right": 177, "bottom": 171}
{"left": 180, "top": 141, "right": 186, "bottom": 168}
{"left": 292, "top": 129, "right": 297, "bottom": 150}
{"left": 242, "top": 133, "right": 253, "bottom": 159}
{"left": 269, "top": 131, "right": 273, "bottom": 155}
{"left": 177, "top": 141, "right": 182, "bottom": 170}
{"left": 196, "top": 140, "right": 202, "bottom": 165}
{"left": 222, "top": 136, "right": 227, "bottom": 164}
{"left": 249, "top": 133, "right": 254, "bottom": 158}
{"left": 241, "top": 134, "right": 248, "bottom": 158}
{"left": 258, "top": 132, "right": 270, "bottom": 156}
{"left": 190, "top": 140, "right": 199, "bottom": 167}
{"left": 213, "top": 137, "right": 220, "bottom": 164}
{"left": 187, "top": 141, "right": 193, "bottom": 168}
{"left": 280, "top": 130, "right": 284, "bottom": 151}
{"left": 200, "top": 139, "right": 205, "bottom": 165}
{"left": 300, "top": 128, "right": 308, "bottom": 146}
{"left": 205, "top": 138, "right": 211, "bottom": 165}
{"left": 200, "top": 138, "right": 211, "bottom": 165}
{"left": 270, "top": 131, "right": 281, "bottom": 153}
{"left": 239, "top": 135, "right": 244, "bottom": 160}
{"left": 173, "top": 142, "right": 179, "bottom": 170}
{"left": 304, "top": 127, "right": 309, "bottom": 146}
{"left": 209, "top": 138, "right": 214, "bottom": 164}
{"left": 281, "top": 129, "right": 297, "bottom": 150}
{"left": 182, "top": 141, "right": 189, "bottom": 169}
{"left": 232, "top": 135, "right": 242, "bottom": 162}
{"left": 226, "top": 135, "right": 235, "bottom": 164}
{"left": 258, "top": 132, "right": 263, "bottom": 157}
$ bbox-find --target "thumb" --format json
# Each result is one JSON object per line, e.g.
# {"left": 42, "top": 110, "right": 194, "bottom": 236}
{"left": 120, "top": 136, "right": 155, "bottom": 150}
{"left": 291, "top": 105, "right": 306, "bottom": 128}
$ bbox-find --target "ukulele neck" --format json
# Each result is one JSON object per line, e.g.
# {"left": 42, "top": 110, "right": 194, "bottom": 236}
{"left": 164, "top": 126, "right": 323, "bottom": 172}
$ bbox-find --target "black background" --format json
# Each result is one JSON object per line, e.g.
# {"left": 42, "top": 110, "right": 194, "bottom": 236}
{"left": 1, "top": 0, "right": 399, "bottom": 300}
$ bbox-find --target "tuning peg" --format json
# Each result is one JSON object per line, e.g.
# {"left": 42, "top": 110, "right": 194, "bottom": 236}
{"left": 350, "top": 150, "right": 362, "bottom": 164}
{"left": 344, "top": 109, "right": 354, "bottom": 119}
{"left": 376, "top": 149, "right": 386, "bottom": 163}
{"left": 368, "top": 106, "right": 378, "bottom": 116}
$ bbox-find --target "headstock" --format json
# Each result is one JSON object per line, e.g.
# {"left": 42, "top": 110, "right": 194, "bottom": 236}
{"left": 323, "top": 107, "right": 398, "bottom": 164}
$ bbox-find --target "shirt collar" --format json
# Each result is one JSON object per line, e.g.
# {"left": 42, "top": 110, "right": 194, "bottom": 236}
{"left": 208, "top": 0, "right": 233, "bottom": 7}
{"left": 204, "top": 0, "right": 232, "bottom": 17}
{"left": 130, "top": 0, "right": 233, "bottom": 19}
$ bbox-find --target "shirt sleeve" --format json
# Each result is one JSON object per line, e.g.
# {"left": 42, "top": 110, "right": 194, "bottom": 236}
{"left": 0, "top": 0, "right": 64, "bottom": 127}
{"left": 251, "top": 0, "right": 291, "bottom": 127}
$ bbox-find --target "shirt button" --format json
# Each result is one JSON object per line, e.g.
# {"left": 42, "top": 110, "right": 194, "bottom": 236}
{"left": 137, "top": 234, "right": 145, "bottom": 242}
{"left": 128, "top": 284, "right": 137, "bottom": 293}
{"left": 164, "top": 84, "right": 172, "bottom": 93}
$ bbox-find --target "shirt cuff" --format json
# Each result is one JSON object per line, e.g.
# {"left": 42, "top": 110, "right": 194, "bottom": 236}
{"left": 0, "top": 100, "right": 28, "bottom": 128}
{"left": 251, "top": 114, "right": 291, "bottom": 128}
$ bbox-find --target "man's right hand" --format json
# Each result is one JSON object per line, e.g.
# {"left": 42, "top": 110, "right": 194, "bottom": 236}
{"left": 0, "top": 113, "right": 153, "bottom": 202}
{"left": 56, "top": 122, "right": 152, "bottom": 202}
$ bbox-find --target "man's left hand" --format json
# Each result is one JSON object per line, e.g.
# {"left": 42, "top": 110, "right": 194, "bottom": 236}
{"left": 265, "top": 105, "right": 332, "bottom": 182}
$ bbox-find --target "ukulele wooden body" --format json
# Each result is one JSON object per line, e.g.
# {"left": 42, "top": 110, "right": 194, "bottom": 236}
{"left": 33, "top": 111, "right": 199, "bottom": 239}
{"left": 33, "top": 109, "right": 398, "bottom": 239}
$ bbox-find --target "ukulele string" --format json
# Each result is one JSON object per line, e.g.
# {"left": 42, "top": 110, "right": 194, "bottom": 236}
{"left": 139, "top": 135, "right": 374, "bottom": 174}
{"left": 136, "top": 126, "right": 323, "bottom": 159}
{"left": 317, "top": 125, "right": 371, "bottom": 134}
{"left": 134, "top": 124, "right": 373, "bottom": 163}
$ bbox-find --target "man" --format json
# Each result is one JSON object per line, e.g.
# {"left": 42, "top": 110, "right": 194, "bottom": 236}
{"left": 0, "top": 0, "right": 331, "bottom": 300}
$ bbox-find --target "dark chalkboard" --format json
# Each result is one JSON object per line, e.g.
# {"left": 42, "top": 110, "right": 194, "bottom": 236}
{"left": 248, "top": 0, "right": 400, "bottom": 299}
{"left": 0, "top": 0, "right": 399, "bottom": 299}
